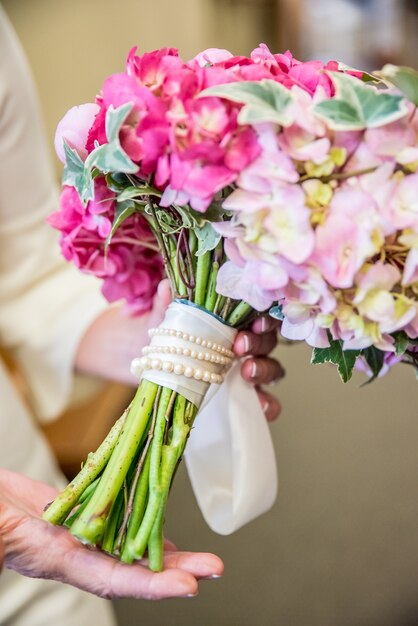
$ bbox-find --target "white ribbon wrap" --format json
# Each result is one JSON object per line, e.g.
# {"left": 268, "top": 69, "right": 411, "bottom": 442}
{"left": 133, "top": 301, "right": 278, "bottom": 535}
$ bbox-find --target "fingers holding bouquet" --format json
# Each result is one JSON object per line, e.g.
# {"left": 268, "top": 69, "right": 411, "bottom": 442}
{"left": 233, "top": 317, "right": 284, "bottom": 422}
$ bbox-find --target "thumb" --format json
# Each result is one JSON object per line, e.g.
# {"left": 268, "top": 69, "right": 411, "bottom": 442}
{"left": 147, "top": 279, "right": 172, "bottom": 327}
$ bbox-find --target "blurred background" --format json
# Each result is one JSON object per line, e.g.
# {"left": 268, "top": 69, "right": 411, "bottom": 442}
{"left": 2, "top": 1, "right": 418, "bottom": 625}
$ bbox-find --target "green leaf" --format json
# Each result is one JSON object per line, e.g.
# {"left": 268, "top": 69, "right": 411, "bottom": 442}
{"left": 62, "top": 141, "right": 85, "bottom": 191}
{"left": 362, "top": 346, "right": 385, "bottom": 382}
{"left": 269, "top": 305, "right": 283, "bottom": 321}
{"left": 194, "top": 222, "right": 221, "bottom": 257}
{"left": 199, "top": 79, "right": 294, "bottom": 126}
{"left": 86, "top": 142, "right": 138, "bottom": 175}
{"left": 116, "top": 185, "right": 159, "bottom": 203}
{"left": 377, "top": 64, "right": 418, "bottom": 107}
{"left": 314, "top": 71, "right": 408, "bottom": 130}
{"left": 189, "top": 201, "right": 230, "bottom": 226}
{"left": 337, "top": 63, "right": 382, "bottom": 84}
{"left": 84, "top": 104, "right": 138, "bottom": 178}
{"left": 105, "top": 102, "right": 134, "bottom": 142}
{"left": 105, "top": 201, "right": 138, "bottom": 250}
{"left": 392, "top": 330, "right": 410, "bottom": 356}
{"left": 105, "top": 173, "right": 131, "bottom": 192}
{"left": 311, "top": 337, "right": 360, "bottom": 383}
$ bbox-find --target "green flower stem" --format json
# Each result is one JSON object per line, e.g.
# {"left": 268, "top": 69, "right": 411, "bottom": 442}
{"left": 70, "top": 380, "right": 158, "bottom": 546}
{"left": 227, "top": 301, "right": 253, "bottom": 327}
{"left": 148, "top": 498, "right": 165, "bottom": 572}
{"left": 194, "top": 249, "right": 212, "bottom": 306}
{"left": 189, "top": 230, "right": 198, "bottom": 281}
{"left": 64, "top": 489, "right": 96, "bottom": 529}
{"left": 147, "top": 202, "right": 177, "bottom": 295}
{"left": 102, "top": 489, "right": 124, "bottom": 554}
{"left": 43, "top": 411, "right": 127, "bottom": 525}
{"left": 130, "top": 389, "right": 176, "bottom": 558}
{"left": 213, "top": 293, "right": 226, "bottom": 316}
{"left": 168, "top": 237, "right": 181, "bottom": 294}
{"left": 204, "top": 260, "right": 219, "bottom": 312}
{"left": 147, "top": 396, "right": 197, "bottom": 571}
{"left": 120, "top": 452, "right": 151, "bottom": 563}
{"left": 77, "top": 477, "right": 100, "bottom": 505}
{"left": 220, "top": 297, "right": 233, "bottom": 320}
{"left": 114, "top": 386, "right": 162, "bottom": 555}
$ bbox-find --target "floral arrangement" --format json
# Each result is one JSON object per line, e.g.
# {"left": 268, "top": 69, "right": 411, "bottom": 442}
{"left": 43, "top": 44, "right": 418, "bottom": 570}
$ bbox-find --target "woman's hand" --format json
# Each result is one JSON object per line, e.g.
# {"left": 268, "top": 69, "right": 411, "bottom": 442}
{"left": 75, "top": 281, "right": 285, "bottom": 421}
{"left": 0, "top": 469, "right": 223, "bottom": 599}
{"left": 233, "top": 316, "right": 284, "bottom": 422}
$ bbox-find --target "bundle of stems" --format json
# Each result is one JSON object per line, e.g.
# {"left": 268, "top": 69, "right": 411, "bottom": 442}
{"left": 43, "top": 199, "right": 253, "bottom": 571}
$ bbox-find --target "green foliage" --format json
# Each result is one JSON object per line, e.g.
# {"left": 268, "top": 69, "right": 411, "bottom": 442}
{"left": 314, "top": 71, "right": 408, "bottom": 130}
{"left": 392, "top": 330, "right": 410, "bottom": 356}
{"left": 311, "top": 337, "right": 361, "bottom": 383}
{"left": 199, "top": 79, "right": 294, "bottom": 126}
{"left": 362, "top": 346, "right": 385, "bottom": 383}
{"left": 79, "top": 104, "right": 138, "bottom": 202}
{"left": 194, "top": 222, "right": 221, "bottom": 257}
{"left": 105, "top": 201, "right": 138, "bottom": 250}
{"left": 62, "top": 142, "right": 94, "bottom": 201}
{"left": 377, "top": 65, "right": 418, "bottom": 107}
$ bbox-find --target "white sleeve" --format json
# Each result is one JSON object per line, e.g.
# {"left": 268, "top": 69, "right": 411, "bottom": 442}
{"left": 0, "top": 7, "right": 108, "bottom": 421}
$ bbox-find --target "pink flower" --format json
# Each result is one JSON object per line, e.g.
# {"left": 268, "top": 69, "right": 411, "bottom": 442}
{"left": 313, "top": 213, "right": 376, "bottom": 288}
{"left": 216, "top": 259, "right": 287, "bottom": 311}
{"left": 55, "top": 103, "right": 100, "bottom": 163}
{"left": 49, "top": 180, "right": 163, "bottom": 312}
{"left": 193, "top": 48, "right": 234, "bottom": 68}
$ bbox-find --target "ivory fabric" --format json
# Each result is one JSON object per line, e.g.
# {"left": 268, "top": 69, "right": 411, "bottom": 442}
{"left": 139, "top": 301, "right": 238, "bottom": 407}
{"left": 0, "top": 6, "right": 115, "bottom": 625}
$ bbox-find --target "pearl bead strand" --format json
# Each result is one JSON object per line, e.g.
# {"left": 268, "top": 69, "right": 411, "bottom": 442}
{"left": 131, "top": 356, "right": 224, "bottom": 385}
{"left": 148, "top": 328, "right": 234, "bottom": 359}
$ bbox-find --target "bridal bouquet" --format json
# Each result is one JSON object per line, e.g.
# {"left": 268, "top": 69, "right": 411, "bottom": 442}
{"left": 44, "top": 44, "right": 418, "bottom": 570}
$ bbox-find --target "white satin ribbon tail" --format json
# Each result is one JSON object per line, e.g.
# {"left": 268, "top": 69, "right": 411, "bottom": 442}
{"left": 184, "top": 362, "right": 278, "bottom": 535}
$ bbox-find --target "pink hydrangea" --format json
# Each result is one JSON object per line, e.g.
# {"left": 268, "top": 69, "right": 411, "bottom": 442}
{"left": 48, "top": 180, "right": 163, "bottom": 311}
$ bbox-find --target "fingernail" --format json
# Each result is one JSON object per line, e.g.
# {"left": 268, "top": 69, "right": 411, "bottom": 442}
{"left": 182, "top": 592, "right": 199, "bottom": 598}
{"left": 260, "top": 317, "right": 268, "bottom": 333}
{"left": 250, "top": 361, "right": 258, "bottom": 378}
{"left": 243, "top": 334, "right": 250, "bottom": 354}
{"left": 205, "top": 574, "right": 222, "bottom": 580}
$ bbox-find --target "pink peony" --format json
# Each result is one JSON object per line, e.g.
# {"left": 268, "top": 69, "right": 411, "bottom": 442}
{"left": 55, "top": 103, "right": 100, "bottom": 163}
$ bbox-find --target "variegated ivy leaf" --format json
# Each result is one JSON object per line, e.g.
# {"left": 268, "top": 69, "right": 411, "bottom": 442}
{"left": 376, "top": 64, "right": 418, "bottom": 107}
{"left": 199, "top": 79, "right": 294, "bottom": 126}
{"left": 195, "top": 222, "right": 221, "bottom": 257}
{"left": 314, "top": 71, "right": 408, "bottom": 130}
{"left": 83, "top": 103, "right": 139, "bottom": 197}
{"left": 311, "top": 337, "right": 360, "bottom": 383}
{"left": 105, "top": 200, "right": 138, "bottom": 250}
{"left": 62, "top": 141, "right": 94, "bottom": 201}
{"left": 337, "top": 62, "right": 382, "bottom": 84}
